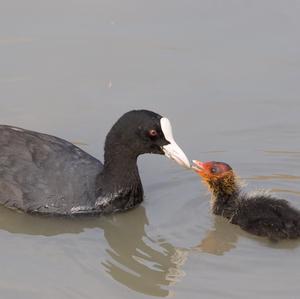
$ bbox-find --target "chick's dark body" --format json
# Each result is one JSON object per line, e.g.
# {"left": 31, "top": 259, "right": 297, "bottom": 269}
{"left": 213, "top": 195, "right": 300, "bottom": 240}
{"left": 227, "top": 194, "right": 300, "bottom": 240}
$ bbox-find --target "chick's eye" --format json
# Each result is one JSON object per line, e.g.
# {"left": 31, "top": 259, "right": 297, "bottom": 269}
{"left": 148, "top": 129, "right": 158, "bottom": 137}
{"left": 211, "top": 167, "right": 218, "bottom": 174}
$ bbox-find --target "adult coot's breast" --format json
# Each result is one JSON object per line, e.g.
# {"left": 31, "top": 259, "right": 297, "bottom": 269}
{"left": 0, "top": 125, "right": 102, "bottom": 215}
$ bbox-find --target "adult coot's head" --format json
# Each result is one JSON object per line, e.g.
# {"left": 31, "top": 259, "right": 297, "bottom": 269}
{"left": 104, "top": 110, "right": 190, "bottom": 168}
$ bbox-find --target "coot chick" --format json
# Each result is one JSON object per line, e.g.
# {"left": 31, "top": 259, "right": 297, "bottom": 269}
{"left": 0, "top": 110, "right": 190, "bottom": 216}
{"left": 193, "top": 160, "right": 300, "bottom": 241}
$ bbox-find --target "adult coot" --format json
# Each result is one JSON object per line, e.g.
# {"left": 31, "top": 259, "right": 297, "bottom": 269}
{"left": 193, "top": 160, "right": 300, "bottom": 241}
{"left": 0, "top": 110, "right": 190, "bottom": 215}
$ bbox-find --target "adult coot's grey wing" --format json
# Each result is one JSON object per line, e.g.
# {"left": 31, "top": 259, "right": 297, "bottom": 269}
{"left": 0, "top": 125, "right": 103, "bottom": 215}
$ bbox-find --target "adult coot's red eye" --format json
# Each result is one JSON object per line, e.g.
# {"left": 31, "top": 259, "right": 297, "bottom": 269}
{"left": 148, "top": 129, "right": 158, "bottom": 137}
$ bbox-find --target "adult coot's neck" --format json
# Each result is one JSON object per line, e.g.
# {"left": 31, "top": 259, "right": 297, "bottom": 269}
{"left": 95, "top": 117, "right": 145, "bottom": 213}
{"left": 208, "top": 173, "right": 240, "bottom": 220}
{"left": 95, "top": 146, "right": 143, "bottom": 213}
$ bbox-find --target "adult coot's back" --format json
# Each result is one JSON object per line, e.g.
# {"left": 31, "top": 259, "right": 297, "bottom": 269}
{"left": 0, "top": 110, "right": 190, "bottom": 215}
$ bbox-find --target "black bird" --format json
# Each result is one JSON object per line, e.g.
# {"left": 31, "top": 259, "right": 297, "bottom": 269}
{"left": 0, "top": 110, "right": 190, "bottom": 216}
{"left": 193, "top": 160, "right": 300, "bottom": 241}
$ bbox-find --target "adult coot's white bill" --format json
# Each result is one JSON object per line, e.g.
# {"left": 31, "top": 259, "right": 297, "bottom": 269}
{"left": 0, "top": 110, "right": 190, "bottom": 215}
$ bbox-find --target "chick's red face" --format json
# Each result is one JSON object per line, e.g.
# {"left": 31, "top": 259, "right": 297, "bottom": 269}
{"left": 192, "top": 160, "right": 232, "bottom": 179}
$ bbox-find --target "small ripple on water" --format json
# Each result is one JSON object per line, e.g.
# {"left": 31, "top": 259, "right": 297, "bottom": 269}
{"left": 0, "top": 37, "right": 33, "bottom": 44}
{"left": 248, "top": 174, "right": 300, "bottom": 181}
{"left": 264, "top": 150, "right": 300, "bottom": 156}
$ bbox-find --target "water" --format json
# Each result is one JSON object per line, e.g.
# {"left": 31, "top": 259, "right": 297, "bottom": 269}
{"left": 1, "top": 0, "right": 300, "bottom": 298}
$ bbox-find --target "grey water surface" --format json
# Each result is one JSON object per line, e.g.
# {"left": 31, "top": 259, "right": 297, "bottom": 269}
{"left": 1, "top": 0, "right": 300, "bottom": 298}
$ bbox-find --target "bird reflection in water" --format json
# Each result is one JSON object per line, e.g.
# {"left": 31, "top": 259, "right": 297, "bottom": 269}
{"left": 194, "top": 216, "right": 239, "bottom": 255}
{"left": 101, "top": 206, "right": 188, "bottom": 297}
{"left": 0, "top": 205, "right": 188, "bottom": 297}
{"left": 0, "top": 202, "right": 297, "bottom": 297}
{"left": 195, "top": 214, "right": 300, "bottom": 255}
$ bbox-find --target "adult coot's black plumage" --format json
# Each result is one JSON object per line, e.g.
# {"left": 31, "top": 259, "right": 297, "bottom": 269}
{"left": 193, "top": 160, "right": 300, "bottom": 241}
{"left": 0, "top": 110, "right": 190, "bottom": 216}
